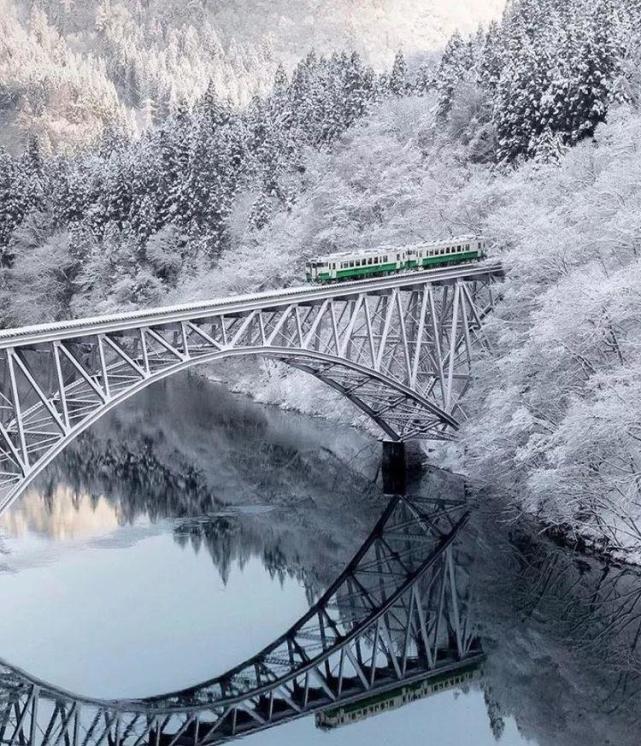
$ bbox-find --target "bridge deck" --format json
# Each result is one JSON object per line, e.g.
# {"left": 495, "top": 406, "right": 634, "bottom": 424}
{"left": 0, "top": 262, "right": 503, "bottom": 507}
{"left": 0, "top": 262, "right": 503, "bottom": 348}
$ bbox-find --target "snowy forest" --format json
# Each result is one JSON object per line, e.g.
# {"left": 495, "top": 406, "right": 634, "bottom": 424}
{"left": 2, "top": 0, "right": 641, "bottom": 557}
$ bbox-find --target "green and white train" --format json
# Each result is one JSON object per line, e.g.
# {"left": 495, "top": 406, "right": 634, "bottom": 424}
{"left": 314, "top": 660, "right": 483, "bottom": 731}
{"left": 305, "top": 235, "right": 487, "bottom": 284}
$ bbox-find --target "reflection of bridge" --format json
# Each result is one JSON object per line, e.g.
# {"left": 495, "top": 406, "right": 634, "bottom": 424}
{"left": 0, "top": 495, "right": 482, "bottom": 745}
{"left": 0, "top": 263, "right": 502, "bottom": 512}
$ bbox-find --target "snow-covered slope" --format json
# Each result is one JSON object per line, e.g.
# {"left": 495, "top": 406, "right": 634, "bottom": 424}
{"left": 0, "top": 0, "right": 505, "bottom": 151}
{"left": 202, "top": 0, "right": 506, "bottom": 68}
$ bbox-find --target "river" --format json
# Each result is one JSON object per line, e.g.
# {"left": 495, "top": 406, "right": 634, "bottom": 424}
{"left": 0, "top": 373, "right": 639, "bottom": 745}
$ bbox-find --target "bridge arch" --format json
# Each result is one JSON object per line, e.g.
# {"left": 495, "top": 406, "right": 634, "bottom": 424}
{"left": 0, "top": 265, "right": 502, "bottom": 515}
{"left": 0, "top": 347, "right": 457, "bottom": 514}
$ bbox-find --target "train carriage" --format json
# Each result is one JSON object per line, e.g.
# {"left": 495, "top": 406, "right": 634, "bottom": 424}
{"left": 305, "top": 235, "right": 487, "bottom": 284}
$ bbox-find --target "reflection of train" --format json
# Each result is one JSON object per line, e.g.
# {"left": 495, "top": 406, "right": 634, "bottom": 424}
{"left": 305, "top": 235, "right": 488, "bottom": 284}
{"left": 314, "top": 660, "right": 482, "bottom": 731}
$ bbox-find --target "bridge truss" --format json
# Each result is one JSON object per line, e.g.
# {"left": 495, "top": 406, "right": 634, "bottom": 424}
{"left": 0, "top": 495, "right": 481, "bottom": 745}
{"left": 0, "top": 263, "right": 502, "bottom": 513}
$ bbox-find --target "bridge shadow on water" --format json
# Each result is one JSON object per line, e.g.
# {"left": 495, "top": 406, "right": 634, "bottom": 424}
{"left": 0, "top": 375, "right": 641, "bottom": 744}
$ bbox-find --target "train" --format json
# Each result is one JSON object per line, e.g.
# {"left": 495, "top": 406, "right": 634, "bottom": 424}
{"left": 314, "top": 660, "right": 483, "bottom": 730}
{"left": 305, "top": 235, "right": 487, "bottom": 284}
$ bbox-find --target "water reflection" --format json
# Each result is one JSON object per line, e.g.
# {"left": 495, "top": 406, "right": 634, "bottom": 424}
{"left": 0, "top": 374, "right": 640, "bottom": 744}
{"left": 0, "top": 492, "right": 482, "bottom": 745}
{"left": 469, "top": 503, "right": 641, "bottom": 746}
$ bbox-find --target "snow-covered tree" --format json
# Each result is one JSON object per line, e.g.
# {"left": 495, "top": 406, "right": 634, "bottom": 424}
{"left": 388, "top": 50, "right": 408, "bottom": 96}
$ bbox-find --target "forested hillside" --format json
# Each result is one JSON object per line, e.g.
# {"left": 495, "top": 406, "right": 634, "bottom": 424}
{"left": 0, "top": 0, "right": 503, "bottom": 152}
{"left": 1, "top": 0, "right": 641, "bottom": 554}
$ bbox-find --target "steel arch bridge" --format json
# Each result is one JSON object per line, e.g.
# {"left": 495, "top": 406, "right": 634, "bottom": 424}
{"left": 0, "top": 495, "right": 481, "bottom": 745}
{"left": 0, "top": 262, "right": 502, "bottom": 514}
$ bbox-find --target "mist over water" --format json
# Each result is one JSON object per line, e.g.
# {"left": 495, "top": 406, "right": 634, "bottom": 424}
{"left": 0, "top": 373, "right": 640, "bottom": 745}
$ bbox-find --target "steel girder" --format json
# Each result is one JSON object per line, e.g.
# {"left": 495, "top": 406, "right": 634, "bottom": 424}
{"left": 0, "top": 265, "right": 502, "bottom": 513}
{"left": 0, "top": 495, "right": 482, "bottom": 745}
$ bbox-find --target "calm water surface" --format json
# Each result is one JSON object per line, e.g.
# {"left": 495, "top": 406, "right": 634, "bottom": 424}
{"left": 1, "top": 373, "right": 640, "bottom": 745}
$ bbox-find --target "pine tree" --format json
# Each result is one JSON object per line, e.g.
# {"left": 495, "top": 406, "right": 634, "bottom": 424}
{"left": 135, "top": 194, "right": 157, "bottom": 244}
{"left": 414, "top": 63, "right": 434, "bottom": 95}
{"left": 0, "top": 150, "right": 25, "bottom": 255}
{"left": 104, "top": 153, "right": 133, "bottom": 227}
{"left": 249, "top": 191, "right": 271, "bottom": 231}
{"left": 185, "top": 120, "right": 216, "bottom": 230}
{"left": 436, "top": 32, "right": 468, "bottom": 120}
{"left": 531, "top": 125, "right": 569, "bottom": 164}
{"left": 479, "top": 20, "right": 504, "bottom": 92}
{"left": 156, "top": 103, "right": 192, "bottom": 227}
{"left": 494, "top": 30, "right": 553, "bottom": 161}
{"left": 567, "top": 0, "right": 624, "bottom": 142}
{"left": 342, "top": 51, "right": 373, "bottom": 127}
{"left": 198, "top": 80, "right": 232, "bottom": 134}
{"left": 389, "top": 50, "right": 408, "bottom": 96}
{"left": 20, "top": 134, "right": 47, "bottom": 214}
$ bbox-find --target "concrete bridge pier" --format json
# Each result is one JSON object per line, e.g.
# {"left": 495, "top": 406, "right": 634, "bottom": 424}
{"left": 382, "top": 441, "right": 407, "bottom": 495}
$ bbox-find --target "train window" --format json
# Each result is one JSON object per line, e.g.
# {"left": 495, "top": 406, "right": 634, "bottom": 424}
{"left": 350, "top": 261, "right": 354, "bottom": 267}
{"left": 368, "top": 257, "right": 372, "bottom": 264}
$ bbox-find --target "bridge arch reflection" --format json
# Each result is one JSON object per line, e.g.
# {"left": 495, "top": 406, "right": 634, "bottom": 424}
{"left": 0, "top": 495, "right": 481, "bottom": 745}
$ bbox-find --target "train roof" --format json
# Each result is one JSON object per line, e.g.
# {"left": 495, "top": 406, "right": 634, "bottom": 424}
{"left": 309, "top": 235, "right": 484, "bottom": 263}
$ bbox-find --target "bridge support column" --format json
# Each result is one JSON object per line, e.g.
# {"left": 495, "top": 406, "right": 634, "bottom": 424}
{"left": 382, "top": 441, "right": 406, "bottom": 495}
